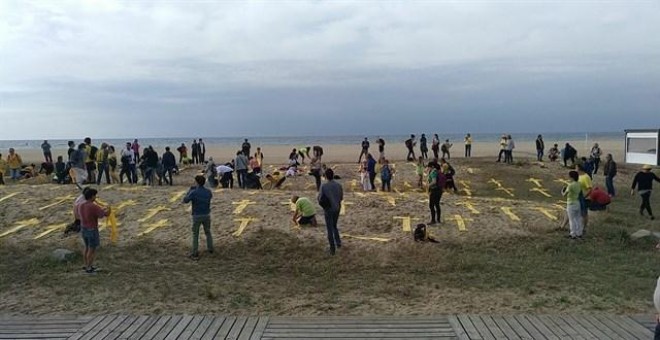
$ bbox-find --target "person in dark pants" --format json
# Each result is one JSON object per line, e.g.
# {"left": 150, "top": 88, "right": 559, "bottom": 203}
{"left": 55, "top": 156, "right": 66, "bottom": 184}
{"left": 380, "top": 159, "right": 393, "bottom": 192}
{"left": 631, "top": 164, "right": 660, "bottom": 220}
{"left": 419, "top": 134, "right": 428, "bottom": 159}
{"left": 427, "top": 162, "right": 443, "bottom": 225}
{"left": 318, "top": 168, "right": 343, "bottom": 255}
{"left": 41, "top": 140, "right": 53, "bottom": 163}
{"left": 464, "top": 133, "right": 472, "bottom": 158}
{"left": 535, "top": 135, "right": 544, "bottom": 162}
{"left": 405, "top": 134, "right": 416, "bottom": 161}
{"left": 357, "top": 137, "right": 369, "bottom": 163}
{"left": 183, "top": 175, "right": 214, "bottom": 260}
{"left": 366, "top": 153, "right": 377, "bottom": 192}
{"left": 590, "top": 143, "right": 602, "bottom": 175}
{"left": 603, "top": 154, "right": 617, "bottom": 196}
{"left": 563, "top": 143, "right": 577, "bottom": 167}
{"left": 162, "top": 146, "right": 177, "bottom": 185}
{"left": 96, "top": 143, "right": 111, "bottom": 185}
{"left": 309, "top": 157, "right": 323, "bottom": 191}
{"left": 191, "top": 140, "right": 199, "bottom": 164}
{"left": 199, "top": 139, "right": 206, "bottom": 163}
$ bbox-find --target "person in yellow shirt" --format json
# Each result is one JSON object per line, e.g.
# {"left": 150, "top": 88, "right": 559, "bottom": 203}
{"left": 577, "top": 165, "right": 593, "bottom": 231}
{"left": 7, "top": 148, "right": 23, "bottom": 180}
{"left": 464, "top": 133, "right": 473, "bottom": 158}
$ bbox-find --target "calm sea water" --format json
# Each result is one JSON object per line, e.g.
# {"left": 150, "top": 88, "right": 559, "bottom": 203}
{"left": 0, "top": 132, "right": 622, "bottom": 150}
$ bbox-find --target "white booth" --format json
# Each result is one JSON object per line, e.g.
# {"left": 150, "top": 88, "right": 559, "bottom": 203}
{"left": 625, "top": 129, "right": 660, "bottom": 166}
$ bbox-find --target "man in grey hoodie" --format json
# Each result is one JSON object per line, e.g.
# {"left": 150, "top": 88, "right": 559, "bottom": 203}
{"left": 235, "top": 150, "right": 249, "bottom": 189}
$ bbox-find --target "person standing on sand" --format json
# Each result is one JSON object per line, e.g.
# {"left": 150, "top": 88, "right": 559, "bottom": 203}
{"left": 563, "top": 143, "right": 577, "bottom": 167}
{"left": 366, "top": 153, "right": 377, "bottom": 191}
{"left": 535, "top": 135, "right": 545, "bottom": 162}
{"left": 562, "top": 171, "right": 583, "bottom": 239}
{"left": 78, "top": 188, "right": 110, "bottom": 274}
{"left": 183, "top": 175, "right": 214, "bottom": 260}
{"left": 632, "top": 164, "right": 660, "bottom": 220}
{"left": 162, "top": 147, "right": 177, "bottom": 185}
{"left": 199, "top": 138, "right": 206, "bottom": 163}
{"left": 318, "top": 168, "right": 343, "bottom": 255}
{"left": 376, "top": 137, "right": 385, "bottom": 162}
{"left": 590, "top": 143, "right": 602, "bottom": 175}
{"left": 255, "top": 147, "right": 265, "bottom": 166}
{"left": 427, "top": 162, "right": 443, "bottom": 225}
{"left": 577, "top": 165, "right": 592, "bottom": 231}
{"left": 357, "top": 137, "right": 370, "bottom": 163}
{"left": 177, "top": 143, "right": 187, "bottom": 164}
{"left": 191, "top": 140, "right": 199, "bottom": 165}
{"left": 505, "top": 135, "right": 515, "bottom": 164}
{"left": 131, "top": 139, "right": 140, "bottom": 160}
{"left": 41, "top": 140, "right": 53, "bottom": 163}
{"left": 380, "top": 158, "right": 393, "bottom": 192}
{"left": 464, "top": 133, "right": 472, "bottom": 158}
{"left": 419, "top": 134, "right": 428, "bottom": 159}
{"left": 441, "top": 139, "right": 453, "bottom": 160}
{"left": 312, "top": 146, "right": 323, "bottom": 162}
{"left": 7, "top": 148, "right": 22, "bottom": 181}
{"left": 431, "top": 134, "right": 440, "bottom": 160}
{"left": 496, "top": 135, "right": 507, "bottom": 162}
{"left": 96, "top": 143, "right": 111, "bottom": 185}
{"left": 67, "top": 141, "right": 75, "bottom": 162}
{"left": 603, "top": 154, "right": 617, "bottom": 197}
{"left": 242, "top": 139, "right": 251, "bottom": 157}
{"left": 405, "top": 134, "right": 416, "bottom": 161}
{"left": 309, "top": 157, "right": 323, "bottom": 191}
{"left": 235, "top": 150, "right": 249, "bottom": 189}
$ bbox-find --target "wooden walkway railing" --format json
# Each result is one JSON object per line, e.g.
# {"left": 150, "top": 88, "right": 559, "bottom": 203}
{"left": 0, "top": 314, "right": 654, "bottom": 339}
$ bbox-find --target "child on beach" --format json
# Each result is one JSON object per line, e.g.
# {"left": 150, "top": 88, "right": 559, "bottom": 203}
{"left": 359, "top": 160, "right": 372, "bottom": 191}
{"left": 78, "top": 188, "right": 111, "bottom": 274}
{"left": 416, "top": 156, "right": 425, "bottom": 188}
{"left": 380, "top": 158, "right": 394, "bottom": 192}
{"left": 55, "top": 156, "right": 66, "bottom": 184}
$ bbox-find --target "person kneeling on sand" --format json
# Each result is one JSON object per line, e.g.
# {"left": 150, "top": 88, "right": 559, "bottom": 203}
{"left": 291, "top": 195, "right": 318, "bottom": 227}
{"left": 588, "top": 187, "right": 611, "bottom": 211}
{"left": 78, "top": 188, "right": 111, "bottom": 274}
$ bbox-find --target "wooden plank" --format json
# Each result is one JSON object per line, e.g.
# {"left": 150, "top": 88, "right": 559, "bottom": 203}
{"left": 264, "top": 328, "right": 455, "bottom": 333}
{"left": 456, "top": 315, "right": 482, "bottom": 340}
{"left": 80, "top": 315, "right": 120, "bottom": 340}
{"left": 238, "top": 316, "right": 259, "bottom": 340}
{"left": 94, "top": 315, "right": 129, "bottom": 340}
{"left": 260, "top": 332, "right": 456, "bottom": 338}
{"left": 153, "top": 315, "right": 182, "bottom": 339}
{"left": 590, "top": 314, "right": 638, "bottom": 340}
{"left": 491, "top": 316, "right": 520, "bottom": 340}
{"left": 559, "top": 315, "right": 604, "bottom": 340}
{"left": 0, "top": 328, "right": 81, "bottom": 333}
{"left": 215, "top": 316, "right": 239, "bottom": 339}
{"left": 266, "top": 323, "right": 452, "bottom": 329}
{"left": 469, "top": 315, "right": 495, "bottom": 340}
{"left": 261, "top": 338, "right": 455, "bottom": 340}
{"left": 511, "top": 315, "right": 546, "bottom": 340}
{"left": 502, "top": 315, "right": 535, "bottom": 340}
{"left": 169, "top": 315, "right": 199, "bottom": 340}
{"left": 103, "top": 315, "right": 139, "bottom": 340}
{"left": 68, "top": 315, "right": 109, "bottom": 340}
{"left": 447, "top": 315, "right": 469, "bottom": 340}
{"left": 0, "top": 320, "right": 89, "bottom": 326}
{"left": 523, "top": 315, "right": 559, "bottom": 340}
{"left": 189, "top": 316, "right": 216, "bottom": 340}
{"left": 249, "top": 316, "right": 269, "bottom": 340}
{"left": 548, "top": 315, "right": 583, "bottom": 340}
{"left": 201, "top": 316, "right": 230, "bottom": 340}
{"left": 537, "top": 315, "right": 568, "bottom": 339}
{"left": 139, "top": 315, "right": 172, "bottom": 340}
{"left": 480, "top": 315, "right": 506, "bottom": 339}
{"left": 269, "top": 316, "right": 442, "bottom": 322}
{"left": 575, "top": 315, "right": 613, "bottom": 340}
{"left": 226, "top": 316, "right": 248, "bottom": 339}
{"left": 605, "top": 315, "right": 653, "bottom": 339}
{"left": 127, "top": 316, "right": 159, "bottom": 340}
{"left": 117, "top": 315, "right": 150, "bottom": 340}
{"left": 0, "top": 335, "right": 69, "bottom": 339}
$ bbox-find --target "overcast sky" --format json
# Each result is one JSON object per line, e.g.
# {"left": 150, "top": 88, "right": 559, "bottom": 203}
{"left": 1, "top": 1, "right": 659, "bottom": 139}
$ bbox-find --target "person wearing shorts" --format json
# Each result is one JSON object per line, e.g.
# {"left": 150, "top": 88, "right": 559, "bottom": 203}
{"left": 78, "top": 188, "right": 110, "bottom": 274}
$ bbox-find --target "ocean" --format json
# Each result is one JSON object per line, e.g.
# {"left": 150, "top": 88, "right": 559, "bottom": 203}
{"left": 0, "top": 132, "right": 622, "bottom": 151}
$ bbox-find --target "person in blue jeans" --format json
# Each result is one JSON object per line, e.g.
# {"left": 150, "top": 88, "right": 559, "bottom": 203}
{"left": 318, "top": 168, "right": 343, "bottom": 255}
{"left": 183, "top": 175, "right": 214, "bottom": 260}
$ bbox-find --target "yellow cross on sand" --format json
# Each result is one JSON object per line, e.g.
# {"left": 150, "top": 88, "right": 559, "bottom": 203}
{"left": 33, "top": 223, "right": 67, "bottom": 240}
{"left": 456, "top": 201, "right": 481, "bottom": 214}
{"left": 553, "top": 203, "right": 565, "bottom": 210}
{"left": 350, "top": 179, "right": 358, "bottom": 190}
{"left": 138, "top": 219, "right": 170, "bottom": 236}
{"left": 530, "top": 188, "right": 552, "bottom": 198}
{"left": 354, "top": 192, "right": 366, "bottom": 197}
{"left": 534, "top": 207, "right": 558, "bottom": 221}
{"left": 386, "top": 196, "right": 396, "bottom": 207}
{"left": 488, "top": 178, "right": 503, "bottom": 187}
{"left": 458, "top": 180, "right": 472, "bottom": 189}
{"left": 305, "top": 183, "right": 316, "bottom": 190}
{"left": 137, "top": 206, "right": 171, "bottom": 223}
{"left": 117, "top": 187, "right": 146, "bottom": 192}
{"left": 461, "top": 188, "right": 473, "bottom": 196}
{"left": 452, "top": 214, "right": 472, "bottom": 232}
{"left": 115, "top": 200, "right": 138, "bottom": 211}
{"left": 340, "top": 201, "right": 353, "bottom": 215}
{"left": 393, "top": 216, "right": 419, "bottom": 232}
{"left": 0, "top": 192, "right": 20, "bottom": 203}
{"left": 232, "top": 200, "right": 256, "bottom": 214}
{"left": 501, "top": 207, "right": 521, "bottom": 221}
{"left": 497, "top": 187, "right": 515, "bottom": 197}
{"left": 342, "top": 234, "right": 391, "bottom": 242}
{"left": 467, "top": 168, "right": 475, "bottom": 174}
{"left": 38, "top": 195, "right": 75, "bottom": 211}
{"left": 403, "top": 181, "right": 412, "bottom": 189}
{"left": 233, "top": 218, "right": 258, "bottom": 237}
{"left": 103, "top": 184, "right": 117, "bottom": 190}
{"left": 280, "top": 201, "right": 296, "bottom": 212}
{"left": 526, "top": 178, "right": 544, "bottom": 188}
{"left": 169, "top": 190, "right": 187, "bottom": 203}
{"left": 554, "top": 178, "right": 571, "bottom": 186}
{"left": 393, "top": 188, "right": 407, "bottom": 197}
{"left": 0, "top": 218, "right": 40, "bottom": 238}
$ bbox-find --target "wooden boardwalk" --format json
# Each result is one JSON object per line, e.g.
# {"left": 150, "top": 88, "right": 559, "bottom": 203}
{"left": 0, "top": 314, "right": 654, "bottom": 339}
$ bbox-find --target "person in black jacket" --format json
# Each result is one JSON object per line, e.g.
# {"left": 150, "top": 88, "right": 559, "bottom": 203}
{"left": 631, "top": 164, "right": 660, "bottom": 220}
{"left": 535, "top": 135, "right": 545, "bottom": 162}
{"left": 563, "top": 143, "right": 577, "bottom": 167}
{"left": 603, "top": 154, "right": 617, "bottom": 196}
{"left": 162, "top": 147, "right": 177, "bottom": 186}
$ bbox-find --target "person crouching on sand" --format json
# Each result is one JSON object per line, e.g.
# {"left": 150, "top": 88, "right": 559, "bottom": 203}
{"left": 291, "top": 195, "right": 318, "bottom": 227}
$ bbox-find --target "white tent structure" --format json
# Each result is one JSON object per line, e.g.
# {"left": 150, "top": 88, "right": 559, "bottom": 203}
{"left": 625, "top": 129, "right": 660, "bottom": 166}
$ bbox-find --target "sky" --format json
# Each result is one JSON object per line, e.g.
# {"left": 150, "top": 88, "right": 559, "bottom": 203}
{"left": 1, "top": 0, "right": 659, "bottom": 140}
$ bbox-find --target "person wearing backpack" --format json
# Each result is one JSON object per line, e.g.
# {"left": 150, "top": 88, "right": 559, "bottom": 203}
{"left": 380, "top": 158, "right": 394, "bottom": 192}
{"left": 427, "top": 162, "right": 444, "bottom": 225}
{"left": 405, "top": 135, "right": 416, "bottom": 161}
